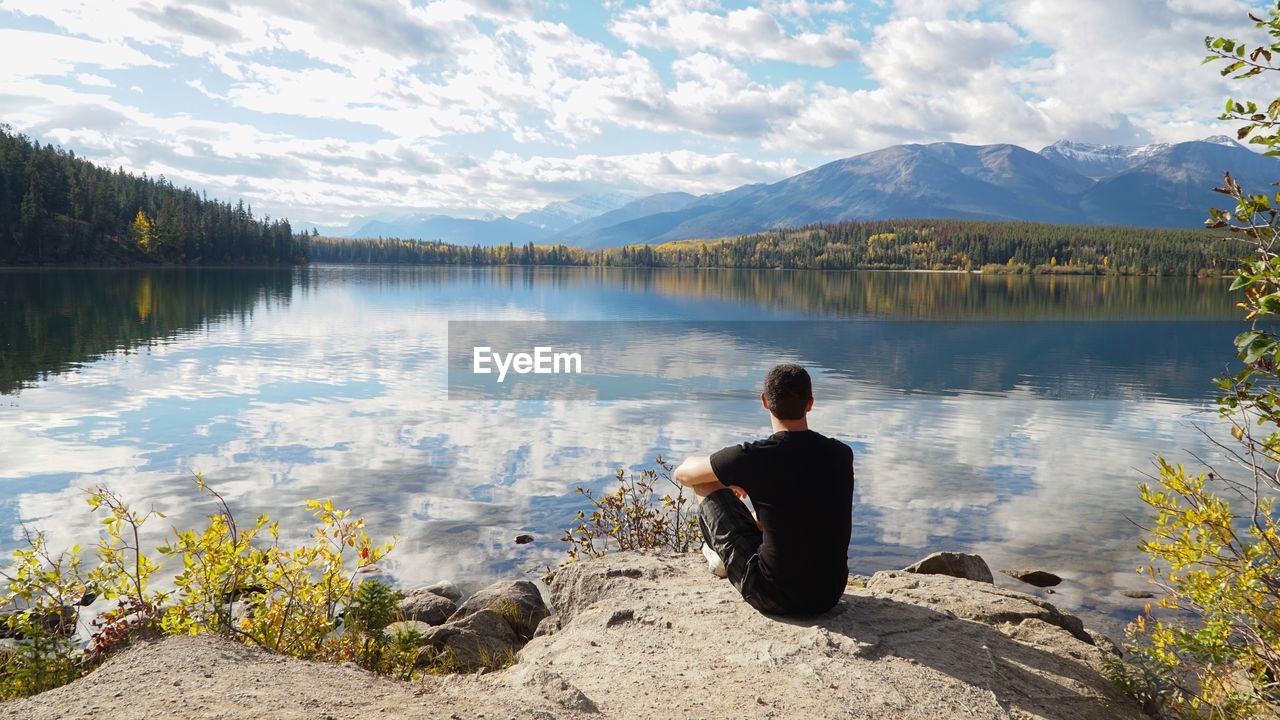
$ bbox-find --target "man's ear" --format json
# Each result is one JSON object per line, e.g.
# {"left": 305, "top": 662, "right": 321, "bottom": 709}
{"left": 805, "top": 397, "right": 814, "bottom": 413}
{"left": 761, "top": 393, "right": 769, "bottom": 411}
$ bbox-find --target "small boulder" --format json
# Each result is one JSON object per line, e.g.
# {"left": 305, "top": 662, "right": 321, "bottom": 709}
{"left": 383, "top": 620, "right": 434, "bottom": 643}
{"left": 1001, "top": 569, "right": 1063, "bottom": 588}
{"left": 397, "top": 589, "right": 456, "bottom": 626}
{"left": 415, "top": 608, "right": 520, "bottom": 669}
{"left": 0, "top": 606, "right": 77, "bottom": 639}
{"left": 904, "top": 552, "right": 994, "bottom": 584}
{"left": 1120, "top": 590, "right": 1155, "bottom": 599}
{"left": 514, "top": 534, "right": 535, "bottom": 545}
{"left": 453, "top": 579, "right": 549, "bottom": 639}
{"left": 424, "top": 581, "right": 462, "bottom": 602}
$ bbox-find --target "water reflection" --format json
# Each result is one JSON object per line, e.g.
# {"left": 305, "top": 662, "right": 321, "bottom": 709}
{"left": 0, "top": 265, "right": 1241, "bottom": 637}
{"left": 446, "top": 320, "right": 1235, "bottom": 401}
{"left": 0, "top": 268, "right": 295, "bottom": 395}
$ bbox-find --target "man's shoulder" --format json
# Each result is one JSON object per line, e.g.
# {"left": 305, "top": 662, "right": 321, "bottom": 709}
{"left": 716, "top": 431, "right": 851, "bottom": 460}
{"left": 798, "top": 430, "right": 854, "bottom": 457}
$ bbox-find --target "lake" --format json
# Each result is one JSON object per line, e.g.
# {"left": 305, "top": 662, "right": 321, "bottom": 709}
{"left": 0, "top": 265, "right": 1241, "bottom": 637}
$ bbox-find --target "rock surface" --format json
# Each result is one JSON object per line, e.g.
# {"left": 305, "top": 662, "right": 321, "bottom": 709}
{"left": 452, "top": 579, "right": 548, "bottom": 639}
{"left": 2, "top": 551, "right": 1144, "bottom": 720}
{"left": 904, "top": 550, "right": 995, "bottom": 583}
{"left": 415, "top": 608, "right": 521, "bottom": 669}
{"left": 382, "top": 620, "right": 435, "bottom": 639}
{"left": 396, "top": 588, "right": 456, "bottom": 626}
{"left": 423, "top": 580, "right": 462, "bottom": 602}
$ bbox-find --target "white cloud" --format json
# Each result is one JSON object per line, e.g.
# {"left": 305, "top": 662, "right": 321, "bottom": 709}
{"left": 0, "top": 0, "right": 1268, "bottom": 220}
{"left": 1002, "top": 0, "right": 1250, "bottom": 145}
{"left": 4, "top": 66, "right": 803, "bottom": 223}
{"left": 0, "top": 28, "right": 161, "bottom": 78}
{"left": 610, "top": 0, "right": 858, "bottom": 66}
{"left": 763, "top": 0, "right": 854, "bottom": 18}
{"left": 864, "top": 17, "right": 1019, "bottom": 91}
{"left": 75, "top": 73, "right": 114, "bottom": 88}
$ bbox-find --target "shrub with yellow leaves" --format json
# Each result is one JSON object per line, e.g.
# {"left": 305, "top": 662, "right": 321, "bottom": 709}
{"left": 1108, "top": 5, "right": 1280, "bottom": 717}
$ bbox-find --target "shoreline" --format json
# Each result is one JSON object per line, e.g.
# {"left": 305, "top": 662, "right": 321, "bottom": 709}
{"left": 0, "top": 551, "right": 1146, "bottom": 720}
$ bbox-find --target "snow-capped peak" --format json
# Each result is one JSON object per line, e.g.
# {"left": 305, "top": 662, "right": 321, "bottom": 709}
{"left": 1041, "top": 139, "right": 1170, "bottom": 162}
{"left": 1038, "top": 139, "right": 1174, "bottom": 178}
{"left": 1200, "top": 134, "right": 1243, "bottom": 148}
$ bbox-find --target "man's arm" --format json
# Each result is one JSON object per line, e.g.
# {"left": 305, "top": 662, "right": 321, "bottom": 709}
{"left": 674, "top": 456, "right": 727, "bottom": 498}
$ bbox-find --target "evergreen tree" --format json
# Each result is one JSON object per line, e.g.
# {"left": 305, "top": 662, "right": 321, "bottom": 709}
{"left": 154, "top": 197, "right": 182, "bottom": 261}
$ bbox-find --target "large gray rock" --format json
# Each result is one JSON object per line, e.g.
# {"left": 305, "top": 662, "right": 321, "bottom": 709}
{"left": 0, "top": 552, "right": 1147, "bottom": 720}
{"left": 415, "top": 608, "right": 521, "bottom": 670}
{"left": 866, "top": 570, "right": 1095, "bottom": 646}
{"left": 453, "top": 580, "right": 548, "bottom": 640}
{"left": 904, "top": 551, "right": 994, "bottom": 584}
{"left": 397, "top": 589, "right": 456, "bottom": 626}
{"left": 525, "top": 551, "right": 1144, "bottom": 720}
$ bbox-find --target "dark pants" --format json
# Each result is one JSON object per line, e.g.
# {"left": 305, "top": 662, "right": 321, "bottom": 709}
{"left": 698, "top": 488, "right": 791, "bottom": 615}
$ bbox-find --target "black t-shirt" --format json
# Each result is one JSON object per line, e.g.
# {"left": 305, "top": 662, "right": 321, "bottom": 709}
{"left": 710, "top": 429, "right": 854, "bottom": 613}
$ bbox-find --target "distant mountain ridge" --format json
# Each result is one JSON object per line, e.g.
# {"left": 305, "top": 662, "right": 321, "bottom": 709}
{"left": 315, "top": 136, "right": 1277, "bottom": 248}
{"left": 324, "top": 193, "right": 638, "bottom": 246}
{"left": 546, "top": 136, "right": 1277, "bottom": 248}
{"left": 353, "top": 214, "right": 555, "bottom": 246}
{"left": 513, "top": 193, "right": 636, "bottom": 232}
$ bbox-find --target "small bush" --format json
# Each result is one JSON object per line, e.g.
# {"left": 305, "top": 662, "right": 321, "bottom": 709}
{"left": 1111, "top": 458, "right": 1280, "bottom": 718}
{"left": 560, "top": 455, "right": 700, "bottom": 564}
{"left": 0, "top": 476, "right": 404, "bottom": 699}
{"left": 342, "top": 578, "right": 418, "bottom": 678}
{"left": 161, "top": 477, "right": 399, "bottom": 661}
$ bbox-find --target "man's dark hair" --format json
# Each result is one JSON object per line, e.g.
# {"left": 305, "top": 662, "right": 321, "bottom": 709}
{"left": 763, "top": 364, "right": 812, "bottom": 420}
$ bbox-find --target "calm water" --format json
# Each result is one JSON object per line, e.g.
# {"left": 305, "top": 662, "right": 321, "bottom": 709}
{"left": 0, "top": 265, "right": 1241, "bottom": 636}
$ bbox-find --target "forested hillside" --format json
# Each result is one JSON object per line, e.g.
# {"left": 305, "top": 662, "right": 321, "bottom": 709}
{"left": 0, "top": 126, "right": 307, "bottom": 265}
{"left": 311, "top": 217, "right": 1230, "bottom": 275}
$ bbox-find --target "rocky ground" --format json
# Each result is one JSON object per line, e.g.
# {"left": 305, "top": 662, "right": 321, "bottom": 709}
{"left": 1, "top": 551, "right": 1146, "bottom": 720}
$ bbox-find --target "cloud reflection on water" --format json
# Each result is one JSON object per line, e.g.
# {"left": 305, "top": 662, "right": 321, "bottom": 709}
{"left": 0, "top": 266, "right": 1236, "bottom": 636}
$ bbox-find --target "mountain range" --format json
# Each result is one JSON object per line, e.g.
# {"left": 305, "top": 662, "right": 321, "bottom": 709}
{"left": 319, "top": 136, "right": 1278, "bottom": 248}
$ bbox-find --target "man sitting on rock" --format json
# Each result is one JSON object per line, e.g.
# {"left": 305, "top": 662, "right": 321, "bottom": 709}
{"left": 675, "top": 363, "right": 854, "bottom": 616}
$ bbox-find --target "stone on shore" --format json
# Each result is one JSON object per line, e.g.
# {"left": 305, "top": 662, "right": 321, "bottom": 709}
{"left": 382, "top": 620, "right": 434, "bottom": 640}
{"left": 397, "top": 588, "right": 456, "bottom": 626}
{"left": 903, "top": 551, "right": 994, "bottom": 583}
{"left": 424, "top": 580, "right": 462, "bottom": 602}
{"left": 415, "top": 608, "right": 521, "bottom": 669}
{"left": 452, "top": 579, "right": 549, "bottom": 639}
{"left": 1001, "top": 569, "right": 1063, "bottom": 588}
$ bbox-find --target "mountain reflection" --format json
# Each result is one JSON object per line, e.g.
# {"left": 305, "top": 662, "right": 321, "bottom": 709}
{"left": 448, "top": 320, "right": 1237, "bottom": 402}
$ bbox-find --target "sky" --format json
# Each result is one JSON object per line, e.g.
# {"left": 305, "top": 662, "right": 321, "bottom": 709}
{"left": 0, "top": 0, "right": 1261, "bottom": 229}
